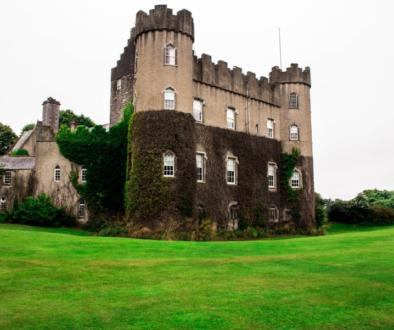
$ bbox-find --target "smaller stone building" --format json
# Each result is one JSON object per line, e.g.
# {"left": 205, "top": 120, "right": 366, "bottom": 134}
{"left": 0, "top": 98, "right": 87, "bottom": 223}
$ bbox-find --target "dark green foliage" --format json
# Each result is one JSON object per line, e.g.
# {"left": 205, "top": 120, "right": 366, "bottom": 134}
{"left": 59, "top": 109, "right": 96, "bottom": 128}
{"left": 281, "top": 148, "right": 303, "bottom": 225}
{"left": 20, "top": 123, "right": 35, "bottom": 135}
{"left": 239, "top": 201, "right": 267, "bottom": 230}
{"left": 11, "top": 149, "right": 29, "bottom": 156}
{"left": 5, "top": 193, "right": 75, "bottom": 227}
{"left": 328, "top": 189, "right": 394, "bottom": 226}
{"left": 0, "top": 122, "right": 18, "bottom": 155}
{"left": 315, "top": 192, "right": 327, "bottom": 227}
{"left": 56, "top": 103, "right": 132, "bottom": 216}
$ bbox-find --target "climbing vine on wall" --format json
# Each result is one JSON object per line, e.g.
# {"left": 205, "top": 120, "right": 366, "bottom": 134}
{"left": 56, "top": 101, "right": 133, "bottom": 216}
{"left": 281, "top": 148, "right": 303, "bottom": 225}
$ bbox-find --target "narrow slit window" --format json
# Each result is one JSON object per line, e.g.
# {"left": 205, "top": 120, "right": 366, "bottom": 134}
{"left": 54, "top": 166, "right": 60, "bottom": 182}
{"left": 196, "top": 153, "right": 204, "bottom": 182}
{"left": 164, "top": 152, "right": 175, "bottom": 177}
{"left": 164, "top": 88, "right": 175, "bottom": 109}
{"left": 117, "top": 79, "right": 122, "bottom": 90}
{"left": 227, "top": 158, "right": 236, "bottom": 184}
{"left": 255, "top": 124, "right": 259, "bottom": 133}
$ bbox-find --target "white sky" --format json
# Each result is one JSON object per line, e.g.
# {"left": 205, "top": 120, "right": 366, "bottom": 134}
{"left": 1, "top": 0, "right": 393, "bottom": 201}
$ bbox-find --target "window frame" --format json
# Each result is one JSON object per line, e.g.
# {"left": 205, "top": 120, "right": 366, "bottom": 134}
{"left": 196, "top": 152, "right": 205, "bottom": 183}
{"left": 0, "top": 197, "right": 6, "bottom": 212}
{"left": 291, "top": 170, "right": 300, "bottom": 188}
{"left": 78, "top": 199, "right": 85, "bottom": 218}
{"left": 163, "top": 151, "right": 175, "bottom": 177}
{"left": 228, "top": 203, "right": 239, "bottom": 230}
{"left": 81, "top": 166, "right": 87, "bottom": 183}
{"left": 289, "top": 92, "right": 298, "bottom": 108}
{"left": 268, "top": 163, "right": 276, "bottom": 189}
{"left": 227, "top": 107, "right": 236, "bottom": 130}
{"left": 290, "top": 125, "right": 299, "bottom": 140}
{"left": 164, "top": 43, "right": 177, "bottom": 66}
{"left": 267, "top": 119, "right": 274, "bottom": 138}
{"left": 4, "top": 172, "right": 11, "bottom": 185}
{"left": 54, "top": 165, "right": 60, "bottom": 183}
{"left": 193, "top": 99, "right": 204, "bottom": 123}
{"left": 163, "top": 87, "right": 176, "bottom": 110}
{"left": 117, "top": 79, "right": 122, "bottom": 91}
{"left": 226, "top": 156, "right": 238, "bottom": 185}
{"left": 269, "top": 206, "right": 279, "bottom": 222}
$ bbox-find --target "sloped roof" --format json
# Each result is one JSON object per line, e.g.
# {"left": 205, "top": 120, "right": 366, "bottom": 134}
{"left": 0, "top": 156, "right": 35, "bottom": 170}
{"left": 10, "top": 129, "right": 34, "bottom": 153}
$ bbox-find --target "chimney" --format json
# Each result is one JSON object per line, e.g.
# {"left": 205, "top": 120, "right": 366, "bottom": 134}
{"left": 42, "top": 97, "right": 61, "bottom": 133}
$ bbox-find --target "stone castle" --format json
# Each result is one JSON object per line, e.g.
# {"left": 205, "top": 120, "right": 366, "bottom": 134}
{"left": 0, "top": 5, "right": 315, "bottom": 230}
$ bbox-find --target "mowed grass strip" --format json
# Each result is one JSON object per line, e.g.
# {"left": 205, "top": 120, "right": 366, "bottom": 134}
{"left": 0, "top": 223, "right": 394, "bottom": 330}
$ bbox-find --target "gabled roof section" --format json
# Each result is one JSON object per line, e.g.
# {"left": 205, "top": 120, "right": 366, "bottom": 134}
{"left": 9, "top": 129, "right": 34, "bottom": 153}
{"left": 0, "top": 156, "right": 36, "bottom": 170}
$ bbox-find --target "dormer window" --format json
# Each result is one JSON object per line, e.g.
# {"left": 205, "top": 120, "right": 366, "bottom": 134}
{"left": 289, "top": 93, "right": 298, "bottom": 108}
{"left": 164, "top": 88, "right": 175, "bottom": 109}
{"left": 164, "top": 43, "right": 177, "bottom": 66}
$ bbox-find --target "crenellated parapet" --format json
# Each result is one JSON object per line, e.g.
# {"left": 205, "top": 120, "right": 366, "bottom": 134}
{"left": 111, "top": 28, "right": 136, "bottom": 81}
{"left": 193, "top": 54, "right": 279, "bottom": 106}
{"left": 135, "top": 5, "right": 194, "bottom": 42}
{"left": 269, "top": 64, "right": 311, "bottom": 87}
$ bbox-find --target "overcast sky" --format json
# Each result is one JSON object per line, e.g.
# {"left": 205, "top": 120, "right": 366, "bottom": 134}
{"left": 1, "top": 0, "right": 393, "bottom": 200}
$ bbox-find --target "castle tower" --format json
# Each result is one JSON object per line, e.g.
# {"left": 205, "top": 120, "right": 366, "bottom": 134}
{"left": 133, "top": 5, "right": 194, "bottom": 114}
{"left": 42, "top": 97, "right": 60, "bottom": 133}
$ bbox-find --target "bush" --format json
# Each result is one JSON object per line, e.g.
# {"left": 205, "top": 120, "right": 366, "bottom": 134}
{"left": 9, "top": 193, "right": 76, "bottom": 227}
{"left": 368, "top": 205, "right": 394, "bottom": 226}
{"left": 11, "top": 149, "right": 29, "bottom": 156}
{"left": 315, "top": 192, "right": 327, "bottom": 227}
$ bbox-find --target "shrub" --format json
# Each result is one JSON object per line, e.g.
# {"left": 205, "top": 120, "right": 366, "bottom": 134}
{"left": 10, "top": 193, "right": 76, "bottom": 227}
{"left": 315, "top": 192, "right": 327, "bottom": 227}
{"left": 11, "top": 149, "right": 29, "bottom": 156}
{"left": 368, "top": 205, "right": 394, "bottom": 225}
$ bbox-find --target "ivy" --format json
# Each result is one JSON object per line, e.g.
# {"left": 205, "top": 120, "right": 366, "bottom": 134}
{"left": 281, "top": 148, "right": 303, "bottom": 225}
{"left": 56, "top": 101, "right": 133, "bottom": 216}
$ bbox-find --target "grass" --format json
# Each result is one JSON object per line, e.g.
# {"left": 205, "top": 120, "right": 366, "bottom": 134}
{"left": 1, "top": 223, "right": 394, "bottom": 329}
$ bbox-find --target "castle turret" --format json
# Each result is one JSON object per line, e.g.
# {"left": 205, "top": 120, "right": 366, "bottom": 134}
{"left": 42, "top": 97, "right": 60, "bottom": 133}
{"left": 133, "top": 5, "right": 194, "bottom": 114}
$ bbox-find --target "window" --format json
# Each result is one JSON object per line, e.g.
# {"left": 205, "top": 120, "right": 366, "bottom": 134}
{"left": 164, "top": 43, "right": 176, "bottom": 65}
{"left": 196, "top": 153, "right": 204, "bottom": 182}
{"left": 135, "top": 50, "right": 138, "bottom": 72}
{"left": 268, "top": 164, "right": 276, "bottom": 188}
{"left": 227, "top": 157, "right": 236, "bottom": 184}
{"left": 291, "top": 170, "right": 300, "bottom": 188}
{"left": 164, "top": 88, "right": 175, "bottom": 109}
{"left": 4, "top": 172, "right": 11, "bottom": 185}
{"left": 267, "top": 119, "right": 274, "bottom": 138}
{"left": 54, "top": 166, "right": 60, "bottom": 182}
{"left": 289, "top": 93, "right": 298, "bottom": 108}
{"left": 117, "top": 79, "right": 122, "bottom": 90}
{"left": 0, "top": 197, "right": 5, "bottom": 212}
{"left": 193, "top": 99, "right": 203, "bottom": 122}
{"left": 164, "top": 152, "right": 175, "bottom": 177}
{"left": 227, "top": 108, "right": 235, "bottom": 129}
{"left": 269, "top": 206, "right": 278, "bottom": 220}
{"left": 81, "top": 166, "right": 87, "bottom": 183}
{"left": 78, "top": 199, "right": 85, "bottom": 218}
{"left": 228, "top": 204, "right": 239, "bottom": 230}
{"left": 255, "top": 124, "right": 259, "bottom": 133}
{"left": 290, "top": 125, "right": 299, "bottom": 140}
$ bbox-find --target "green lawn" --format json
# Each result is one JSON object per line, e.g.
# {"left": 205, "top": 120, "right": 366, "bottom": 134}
{"left": 1, "top": 223, "right": 393, "bottom": 330}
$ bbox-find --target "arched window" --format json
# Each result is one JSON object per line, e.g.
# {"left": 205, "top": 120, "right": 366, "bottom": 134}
{"left": 54, "top": 166, "right": 60, "bottom": 182}
{"left": 164, "top": 43, "right": 176, "bottom": 65}
{"left": 290, "top": 125, "right": 299, "bottom": 140}
{"left": 291, "top": 170, "right": 300, "bottom": 188}
{"left": 0, "top": 197, "right": 6, "bottom": 212}
{"left": 164, "top": 88, "right": 175, "bottom": 109}
{"left": 255, "top": 124, "right": 259, "bottom": 133}
{"left": 289, "top": 93, "right": 298, "bottom": 108}
{"left": 267, "top": 119, "right": 274, "bottom": 138}
{"left": 163, "top": 151, "right": 175, "bottom": 177}
{"left": 228, "top": 204, "right": 239, "bottom": 230}
{"left": 226, "top": 157, "right": 236, "bottom": 184}
{"left": 269, "top": 206, "right": 278, "bottom": 221}
{"left": 196, "top": 153, "right": 204, "bottom": 182}
{"left": 268, "top": 163, "right": 276, "bottom": 188}
{"left": 78, "top": 199, "right": 85, "bottom": 218}
{"left": 81, "top": 166, "right": 87, "bottom": 183}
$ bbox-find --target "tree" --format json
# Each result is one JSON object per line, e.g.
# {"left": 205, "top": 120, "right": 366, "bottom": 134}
{"left": 20, "top": 123, "right": 35, "bottom": 135}
{"left": 0, "top": 123, "right": 18, "bottom": 155}
{"left": 59, "top": 109, "right": 96, "bottom": 128}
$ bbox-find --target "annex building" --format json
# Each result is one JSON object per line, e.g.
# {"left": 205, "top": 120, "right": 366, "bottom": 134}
{"left": 0, "top": 5, "right": 315, "bottom": 230}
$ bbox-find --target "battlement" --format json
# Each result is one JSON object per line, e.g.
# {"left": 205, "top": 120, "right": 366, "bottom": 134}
{"left": 193, "top": 54, "right": 279, "bottom": 106}
{"left": 269, "top": 64, "right": 311, "bottom": 87}
{"left": 135, "top": 5, "right": 194, "bottom": 42}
